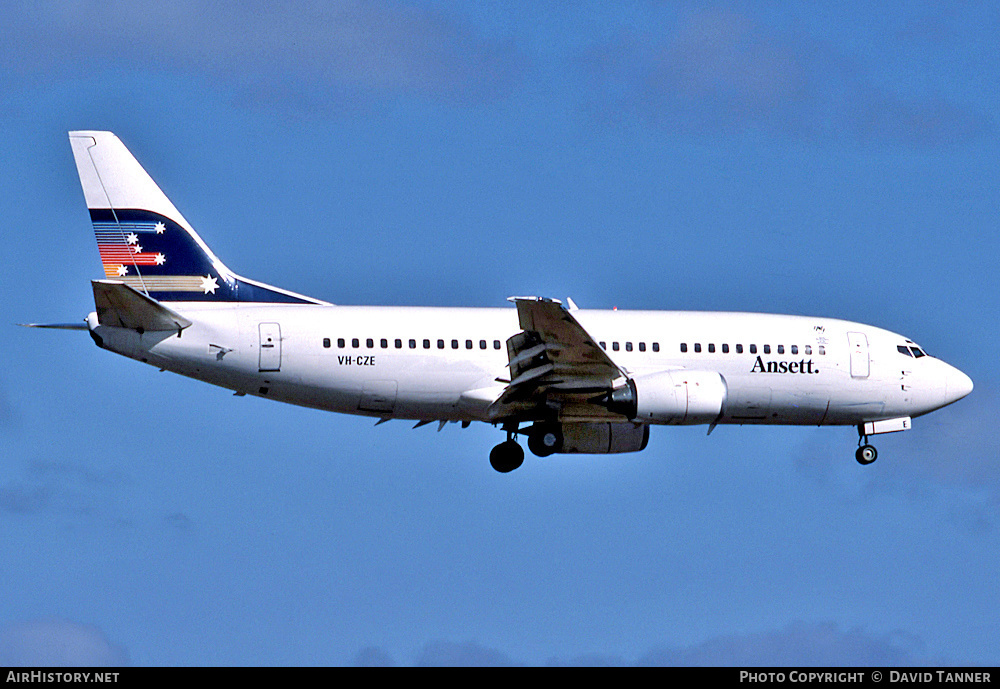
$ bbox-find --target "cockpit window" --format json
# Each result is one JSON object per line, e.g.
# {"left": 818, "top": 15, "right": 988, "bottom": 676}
{"left": 900, "top": 343, "right": 928, "bottom": 358}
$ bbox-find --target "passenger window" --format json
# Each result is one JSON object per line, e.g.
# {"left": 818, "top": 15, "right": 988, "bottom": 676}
{"left": 600, "top": 342, "right": 606, "bottom": 350}
{"left": 777, "top": 345, "right": 784, "bottom": 354}
{"left": 480, "top": 340, "right": 487, "bottom": 350}
{"left": 652, "top": 342, "right": 659, "bottom": 352}
{"left": 818, "top": 346, "right": 826, "bottom": 355}
{"left": 395, "top": 339, "right": 402, "bottom": 349}
{"left": 791, "top": 345, "right": 798, "bottom": 355}
{"left": 451, "top": 339, "right": 459, "bottom": 349}
{"left": 639, "top": 342, "right": 646, "bottom": 352}
{"left": 750, "top": 345, "right": 757, "bottom": 354}
{"left": 804, "top": 345, "right": 812, "bottom": 355}
{"left": 763, "top": 345, "right": 771, "bottom": 354}
{"left": 680, "top": 343, "right": 688, "bottom": 353}
{"left": 722, "top": 344, "right": 729, "bottom": 353}
{"left": 708, "top": 343, "right": 715, "bottom": 353}
{"left": 494, "top": 340, "right": 502, "bottom": 350}
{"left": 625, "top": 342, "right": 633, "bottom": 352}
{"left": 352, "top": 338, "right": 360, "bottom": 348}
{"left": 323, "top": 338, "right": 331, "bottom": 348}
{"left": 338, "top": 338, "right": 345, "bottom": 348}
{"left": 612, "top": 342, "right": 620, "bottom": 351}
{"left": 466, "top": 340, "right": 473, "bottom": 350}
{"left": 694, "top": 343, "right": 702, "bottom": 353}
{"left": 423, "top": 339, "right": 431, "bottom": 349}
{"left": 380, "top": 338, "right": 388, "bottom": 349}
{"left": 365, "top": 338, "right": 374, "bottom": 348}
{"left": 409, "top": 339, "right": 417, "bottom": 349}
{"left": 736, "top": 344, "right": 743, "bottom": 354}
{"left": 438, "top": 339, "right": 445, "bottom": 349}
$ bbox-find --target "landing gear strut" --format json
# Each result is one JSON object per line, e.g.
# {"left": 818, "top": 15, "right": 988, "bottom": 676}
{"left": 490, "top": 429, "right": 524, "bottom": 473}
{"left": 855, "top": 427, "right": 878, "bottom": 465}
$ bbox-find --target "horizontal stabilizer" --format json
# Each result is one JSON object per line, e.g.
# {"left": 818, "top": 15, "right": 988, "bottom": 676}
{"left": 92, "top": 280, "right": 192, "bottom": 332}
{"left": 18, "top": 322, "right": 88, "bottom": 330}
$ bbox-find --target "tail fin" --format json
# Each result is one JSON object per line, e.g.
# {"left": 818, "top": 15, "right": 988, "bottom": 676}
{"left": 68, "top": 131, "right": 323, "bottom": 304}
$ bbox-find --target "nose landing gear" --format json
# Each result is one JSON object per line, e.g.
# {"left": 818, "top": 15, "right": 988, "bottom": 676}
{"left": 855, "top": 426, "right": 878, "bottom": 465}
{"left": 855, "top": 443, "right": 878, "bottom": 465}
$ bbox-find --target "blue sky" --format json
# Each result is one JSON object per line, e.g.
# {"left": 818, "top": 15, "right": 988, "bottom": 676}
{"left": 1, "top": 1, "right": 998, "bottom": 666}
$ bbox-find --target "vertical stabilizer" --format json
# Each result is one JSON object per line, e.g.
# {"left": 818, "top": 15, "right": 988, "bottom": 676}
{"left": 68, "top": 131, "right": 322, "bottom": 304}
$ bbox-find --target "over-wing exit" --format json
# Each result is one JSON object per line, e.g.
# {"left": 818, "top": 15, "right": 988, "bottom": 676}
{"left": 28, "top": 132, "right": 973, "bottom": 472}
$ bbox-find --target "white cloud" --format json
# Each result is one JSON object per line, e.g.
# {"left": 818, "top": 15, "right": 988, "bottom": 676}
{"left": 582, "top": 8, "right": 991, "bottom": 148}
{"left": 0, "top": 460, "right": 126, "bottom": 522}
{"left": 637, "top": 621, "right": 932, "bottom": 666}
{"left": 353, "top": 621, "right": 936, "bottom": 666}
{"left": 415, "top": 640, "right": 519, "bottom": 667}
{"left": 3, "top": 2, "right": 523, "bottom": 107}
{"left": 0, "top": 619, "right": 129, "bottom": 667}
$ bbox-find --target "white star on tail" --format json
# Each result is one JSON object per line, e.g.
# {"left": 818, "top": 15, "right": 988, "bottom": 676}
{"left": 126, "top": 232, "right": 138, "bottom": 244}
{"left": 133, "top": 244, "right": 142, "bottom": 254}
{"left": 154, "top": 222, "right": 166, "bottom": 234}
{"left": 154, "top": 253, "right": 166, "bottom": 265}
{"left": 200, "top": 275, "right": 219, "bottom": 294}
{"left": 116, "top": 265, "right": 128, "bottom": 276}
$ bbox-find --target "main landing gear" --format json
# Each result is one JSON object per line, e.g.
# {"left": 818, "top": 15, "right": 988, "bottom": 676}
{"left": 856, "top": 427, "right": 878, "bottom": 465}
{"left": 490, "top": 423, "right": 565, "bottom": 472}
{"left": 490, "top": 430, "right": 524, "bottom": 473}
{"left": 526, "top": 423, "right": 563, "bottom": 457}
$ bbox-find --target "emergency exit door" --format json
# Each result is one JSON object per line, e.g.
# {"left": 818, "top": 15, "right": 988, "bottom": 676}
{"left": 259, "top": 323, "right": 281, "bottom": 372}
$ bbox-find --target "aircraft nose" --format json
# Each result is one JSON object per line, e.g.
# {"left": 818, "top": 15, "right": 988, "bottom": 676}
{"left": 946, "top": 366, "right": 974, "bottom": 404}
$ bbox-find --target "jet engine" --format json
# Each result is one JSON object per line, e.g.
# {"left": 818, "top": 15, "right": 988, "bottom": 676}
{"left": 603, "top": 370, "right": 727, "bottom": 424}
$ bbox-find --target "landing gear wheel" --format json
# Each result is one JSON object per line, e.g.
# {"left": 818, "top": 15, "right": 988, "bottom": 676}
{"left": 855, "top": 444, "right": 878, "bottom": 465}
{"left": 490, "top": 440, "right": 525, "bottom": 473}
{"left": 527, "top": 424, "right": 563, "bottom": 457}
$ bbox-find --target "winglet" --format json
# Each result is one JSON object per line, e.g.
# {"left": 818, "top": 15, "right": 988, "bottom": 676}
{"left": 92, "top": 280, "right": 192, "bottom": 333}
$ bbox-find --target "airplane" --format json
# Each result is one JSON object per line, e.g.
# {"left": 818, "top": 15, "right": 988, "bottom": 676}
{"left": 27, "top": 131, "right": 974, "bottom": 473}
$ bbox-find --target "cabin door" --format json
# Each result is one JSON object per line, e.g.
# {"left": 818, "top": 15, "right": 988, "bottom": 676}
{"left": 847, "top": 332, "right": 869, "bottom": 379}
{"left": 259, "top": 322, "right": 282, "bottom": 372}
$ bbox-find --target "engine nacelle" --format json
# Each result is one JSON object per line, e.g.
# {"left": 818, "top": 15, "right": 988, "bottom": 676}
{"left": 559, "top": 422, "right": 649, "bottom": 454}
{"left": 528, "top": 422, "right": 648, "bottom": 455}
{"left": 606, "top": 370, "right": 727, "bottom": 424}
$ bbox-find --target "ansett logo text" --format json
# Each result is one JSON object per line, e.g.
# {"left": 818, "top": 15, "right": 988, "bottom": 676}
{"left": 750, "top": 356, "right": 819, "bottom": 374}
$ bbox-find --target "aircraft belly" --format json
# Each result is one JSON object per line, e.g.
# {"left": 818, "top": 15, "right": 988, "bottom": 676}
{"left": 724, "top": 378, "right": 773, "bottom": 422}
{"left": 723, "top": 375, "right": 832, "bottom": 425}
{"left": 768, "top": 378, "right": 831, "bottom": 424}
{"left": 279, "top": 352, "right": 492, "bottom": 420}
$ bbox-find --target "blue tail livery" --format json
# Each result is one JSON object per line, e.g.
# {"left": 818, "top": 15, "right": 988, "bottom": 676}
{"left": 68, "top": 131, "right": 324, "bottom": 304}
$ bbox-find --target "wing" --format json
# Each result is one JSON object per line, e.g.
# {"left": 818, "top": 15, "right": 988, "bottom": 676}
{"left": 496, "top": 297, "right": 626, "bottom": 416}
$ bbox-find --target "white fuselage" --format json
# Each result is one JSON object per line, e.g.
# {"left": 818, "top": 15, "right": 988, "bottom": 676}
{"left": 87, "top": 303, "right": 971, "bottom": 428}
